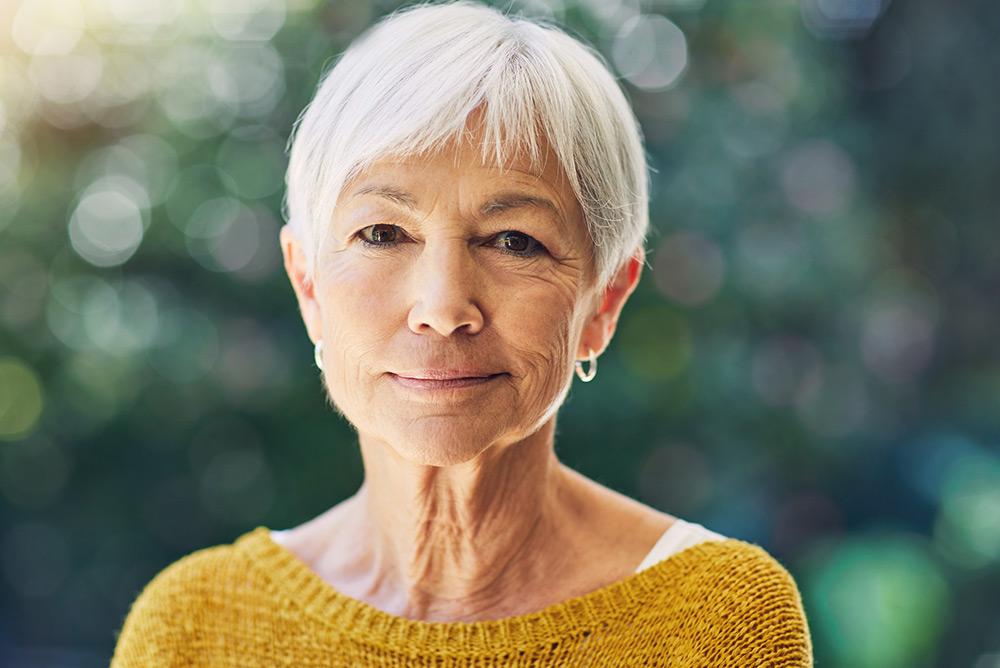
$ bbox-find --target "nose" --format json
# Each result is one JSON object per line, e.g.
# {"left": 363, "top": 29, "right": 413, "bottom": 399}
{"left": 407, "top": 240, "right": 485, "bottom": 337}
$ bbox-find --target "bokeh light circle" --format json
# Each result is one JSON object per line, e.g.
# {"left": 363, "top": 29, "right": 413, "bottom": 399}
{"left": 29, "top": 48, "right": 104, "bottom": 105}
{"left": 934, "top": 454, "right": 1000, "bottom": 568}
{"left": 68, "top": 177, "right": 149, "bottom": 267}
{"left": 208, "top": 0, "right": 287, "bottom": 41}
{"left": 0, "top": 357, "right": 44, "bottom": 441}
{"left": 107, "top": 0, "right": 185, "bottom": 27}
{"left": 806, "top": 533, "right": 950, "bottom": 668}
{"left": 612, "top": 14, "right": 688, "bottom": 91}
{"left": 653, "top": 232, "right": 726, "bottom": 306}
{"left": 781, "top": 140, "right": 857, "bottom": 215}
{"left": 184, "top": 198, "right": 263, "bottom": 274}
{"left": 12, "top": 0, "right": 86, "bottom": 55}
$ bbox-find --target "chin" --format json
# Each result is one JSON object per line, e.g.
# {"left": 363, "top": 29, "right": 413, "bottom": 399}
{"left": 394, "top": 444, "right": 485, "bottom": 468}
{"left": 362, "top": 416, "right": 520, "bottom": 468}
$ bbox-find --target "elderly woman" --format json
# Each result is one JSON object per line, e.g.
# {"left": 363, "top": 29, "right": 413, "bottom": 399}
{"left": 112, "top": 2, "right": 811, "bottom": 666}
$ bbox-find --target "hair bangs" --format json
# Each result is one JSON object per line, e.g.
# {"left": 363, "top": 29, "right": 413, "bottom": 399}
{"left": 285, "top": 1, "right": 649, "bottom": 285}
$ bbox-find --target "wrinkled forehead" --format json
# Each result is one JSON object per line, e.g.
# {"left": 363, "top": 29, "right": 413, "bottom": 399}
{"left": 339, "top": 124, "right": 585, "bottom": 234}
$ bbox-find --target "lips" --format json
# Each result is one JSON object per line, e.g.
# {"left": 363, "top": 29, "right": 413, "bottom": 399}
{"left": 389, "top": 369, "right": 504, "bottom": 391}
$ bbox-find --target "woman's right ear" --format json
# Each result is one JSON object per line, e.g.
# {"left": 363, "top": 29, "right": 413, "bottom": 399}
{"left": 280, "top": 225, "right": 324, "bottom": 344}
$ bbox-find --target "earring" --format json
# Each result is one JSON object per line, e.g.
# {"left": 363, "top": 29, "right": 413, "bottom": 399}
{"left": 314, "top": 339, "right": 324, "bottom": 371}
{"left": 574, "top": 348, "right": 597, "bottom": 382}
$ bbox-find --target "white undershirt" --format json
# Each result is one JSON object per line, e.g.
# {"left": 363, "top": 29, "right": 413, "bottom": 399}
{"left": 632, "top": 518, "right": 726, "bottom": 573}
{"left": 270, "top": 518, "right": 725, "bottom": 575}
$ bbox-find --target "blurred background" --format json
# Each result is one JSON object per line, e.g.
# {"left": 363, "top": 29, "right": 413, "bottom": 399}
{"left": 1, "top": 0, "right": 998, "bottom": 666}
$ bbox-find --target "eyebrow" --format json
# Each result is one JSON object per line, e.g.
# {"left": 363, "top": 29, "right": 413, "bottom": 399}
{"left": 351, "top": 185, "right": 418, "bottom": 210}
{"left": 351, "top": 186, "right": 563, "bottom": 224}
{"left": 480, "top": 194, "right": 559, "bottom": 218}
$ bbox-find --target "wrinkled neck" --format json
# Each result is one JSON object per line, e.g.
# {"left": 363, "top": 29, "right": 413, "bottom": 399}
{"left": 354, "top": 419, "right": 573, "bottom": 619}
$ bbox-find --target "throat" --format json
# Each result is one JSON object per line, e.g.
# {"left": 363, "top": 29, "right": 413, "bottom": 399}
{"left": 276, "top": 425, "right": 670, "bottom": 622}
{"left": 367, "top": 510, "right": 592, "bottom": 622}
{"left": 362, "top": 469, "right": 562, "bottom": 617}
{"left": 299, "top": 440, "right": 582, "bottom": 620}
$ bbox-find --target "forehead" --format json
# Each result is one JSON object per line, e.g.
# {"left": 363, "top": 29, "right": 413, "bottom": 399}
{"left": 342, "top": 149, "right": 585, "bottom": 247}
{"left": 347, "top": 128, "right": 576, "bottom": 207}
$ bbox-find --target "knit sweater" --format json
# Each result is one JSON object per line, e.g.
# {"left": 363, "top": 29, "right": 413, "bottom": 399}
{"left": 111, "top": 527, "right": 812, "bottom": 667}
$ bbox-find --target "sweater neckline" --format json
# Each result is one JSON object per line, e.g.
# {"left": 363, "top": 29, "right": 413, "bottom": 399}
{"left": 236, "top": 526, "right": 730, "bottom": 653}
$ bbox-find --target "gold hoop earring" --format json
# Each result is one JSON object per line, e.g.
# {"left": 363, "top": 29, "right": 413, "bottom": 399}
{"left": 574, "top": 348, "right": 597, "bottom": 382}
{"left": 314, "top": 339, "right": 324, "bottom": 371}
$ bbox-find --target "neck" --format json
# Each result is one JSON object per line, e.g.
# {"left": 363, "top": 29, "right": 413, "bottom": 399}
{"left": 283, "top": 418, "right": 671, "bottom": 622}
{"left": 352, "top": 419, "right": 574, "bottom": 620}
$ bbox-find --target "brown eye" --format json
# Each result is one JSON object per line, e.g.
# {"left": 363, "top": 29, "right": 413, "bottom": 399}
{"left": 501, "top": 232, "right": 528, "bottom": 251}
{"left": 495, "top": 231, "right": 542, "bottom": 256}
{"left": 361, "top": 224, "right": 399, "bottom": 244}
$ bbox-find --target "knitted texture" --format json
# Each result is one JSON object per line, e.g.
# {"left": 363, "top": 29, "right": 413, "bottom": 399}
{"left": 112, "top": 527, "right": 812, "bottom": 667}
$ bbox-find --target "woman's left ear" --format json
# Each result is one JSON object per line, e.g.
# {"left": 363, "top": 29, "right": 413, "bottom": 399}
{"left": 578, "top": 250, "right": 643, "bottom": 359}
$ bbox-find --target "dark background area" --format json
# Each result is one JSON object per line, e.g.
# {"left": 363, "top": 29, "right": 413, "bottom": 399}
{"left": 1, "top": 0, "right": 998, "bottom": 666}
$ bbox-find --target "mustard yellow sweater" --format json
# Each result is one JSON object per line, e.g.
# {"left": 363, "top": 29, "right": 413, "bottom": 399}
{"left": 112, "top": 527, "right": 812, "bottom": 667}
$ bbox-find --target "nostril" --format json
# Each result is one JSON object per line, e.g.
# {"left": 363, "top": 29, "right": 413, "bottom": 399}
{"left": 407, "top": 299, "right": 484, "bottom": 337}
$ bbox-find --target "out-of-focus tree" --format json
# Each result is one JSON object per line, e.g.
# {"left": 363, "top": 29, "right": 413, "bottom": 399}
{"left": 0, "top": 1, "right": 998, "bottom": 666}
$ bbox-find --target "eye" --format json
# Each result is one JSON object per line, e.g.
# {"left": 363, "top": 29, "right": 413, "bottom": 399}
{"left": 493, "top": 231, "right": 544, "bottom": 256}
{"left": 357, "top": 224, "right": 403, "bottom": 245}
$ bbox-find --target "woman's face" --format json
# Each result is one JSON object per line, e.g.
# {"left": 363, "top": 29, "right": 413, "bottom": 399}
{"left": 284, "top": 132, "right": 632, "bottom": 466}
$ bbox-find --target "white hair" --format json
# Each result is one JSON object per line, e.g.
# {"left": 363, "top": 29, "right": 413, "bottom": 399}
{"left": 284, "top": 1, "right": 649, "bottom": 286}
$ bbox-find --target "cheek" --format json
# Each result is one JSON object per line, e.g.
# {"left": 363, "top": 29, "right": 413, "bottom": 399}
{"left": 493, "top": 279, "right": 589, "bottom": 399}
{"left": 315, "top": 256, "right": 405, "bottom": 400}
{"left": 318, "top": 251, "right": 407, "bottom": 332}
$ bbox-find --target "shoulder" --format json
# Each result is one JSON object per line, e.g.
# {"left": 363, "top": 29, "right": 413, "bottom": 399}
{"left": 673, "top": 539, "right": 803, "bottom": 599}
{"left": 648, "top": 539, "right": 813, "bottom": 667}
{"left": 111, "top": 530, "right": 270, "bottom": 668}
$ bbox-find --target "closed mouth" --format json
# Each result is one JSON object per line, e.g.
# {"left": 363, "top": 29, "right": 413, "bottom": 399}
{"left": 389, "top": 371, "right": 504, "bottom": 390}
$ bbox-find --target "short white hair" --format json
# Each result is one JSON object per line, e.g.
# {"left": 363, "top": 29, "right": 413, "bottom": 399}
{"left": 284, "top": 1, "right": 649, "bottom": 286}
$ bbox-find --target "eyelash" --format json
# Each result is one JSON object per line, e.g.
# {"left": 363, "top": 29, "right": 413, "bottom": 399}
{"left": 354, "top": 225, "right": 547, "bottom": 258}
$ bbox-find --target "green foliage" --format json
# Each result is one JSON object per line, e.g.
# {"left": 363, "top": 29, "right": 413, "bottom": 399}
{"left": 1, "top": 0, "right": 999, "bottom": 666}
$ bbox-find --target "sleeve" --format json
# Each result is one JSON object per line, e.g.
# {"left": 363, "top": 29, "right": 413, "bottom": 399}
{"left": 110, "top": 548, "right": 226, "bottom": 668}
